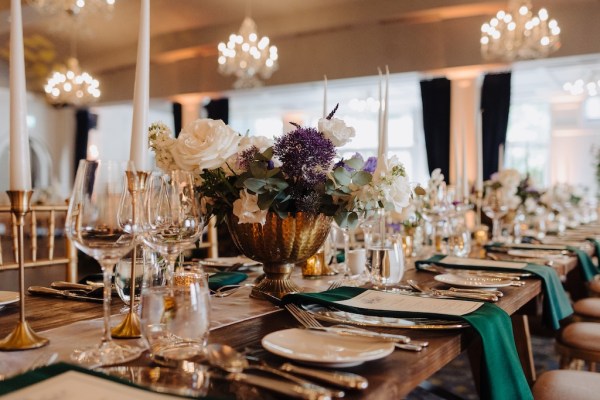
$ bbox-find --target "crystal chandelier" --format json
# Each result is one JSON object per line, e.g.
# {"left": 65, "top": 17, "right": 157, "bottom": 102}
{"left": 480, "top": 0, "right": 561, "bottom": 62}
{"left": 44, "top": 57, "right": 101, "bottom": 106}
{"left": 27, "top": 0, "right": 116, "bottom": 17}
{"left": 217, "top": 17, "right": 278, "bottom": 89}
{"left": 563, "top": 73, "right": 600, "bottom": 97}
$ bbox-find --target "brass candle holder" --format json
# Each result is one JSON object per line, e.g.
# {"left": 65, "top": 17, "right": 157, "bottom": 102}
{"left": 473, "top": 189, "right": 489, "bottom": 245}
{"left": 111, "top": 171, "right": 149, "bottom": 339}
{"left": 0, "top": 190, "right": 49, "bottom": 350}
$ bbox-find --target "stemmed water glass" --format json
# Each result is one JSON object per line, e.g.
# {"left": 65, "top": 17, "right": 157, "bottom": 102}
{"left": 65, "top": 159, "right": 141, "bottom": 366}
{"left": 482, "top": 185, "right": 509, "bottom": 242}
{"left": 365, "top": 209, "right": 405, "bottom": 289}
{"left": 140, "top": 171, "right": 203, "bottom": 285}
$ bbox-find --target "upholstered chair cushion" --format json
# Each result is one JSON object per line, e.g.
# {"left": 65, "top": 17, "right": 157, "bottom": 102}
{"left": 561, "top": 322, "right": 600, "bottom": 351}
{"left": 574, "top": 298, "right": 600, "bottom": 318}
{"left": 533, "top": 370, "right": 600, "bottom": 399}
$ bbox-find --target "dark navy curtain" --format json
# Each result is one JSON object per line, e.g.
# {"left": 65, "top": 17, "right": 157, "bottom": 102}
{"left": 481, "top": 72, "right": 511, "bottom": 179}
{"left": 74, "top": 109, "right": 97, "bottom": 178}
{"left": 204, "top": 98, "right": 229, "bottom": 124}
{"left": 420, "top": 78, "right": 451, "bottom": 181}
{"left": 172, "top": 102, "right": 182, "bottom": 137}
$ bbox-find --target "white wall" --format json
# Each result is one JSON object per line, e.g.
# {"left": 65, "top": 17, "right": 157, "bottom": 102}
{"left": 0, "top": 88, "right": 75, "bottom": 203}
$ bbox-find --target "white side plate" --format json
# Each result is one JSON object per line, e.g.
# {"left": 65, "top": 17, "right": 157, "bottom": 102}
{"left": 261, "top": 328, "right": 394, "bottom": 367}
{"left": 434, "top": 273, "right": 514, "bottom": 288}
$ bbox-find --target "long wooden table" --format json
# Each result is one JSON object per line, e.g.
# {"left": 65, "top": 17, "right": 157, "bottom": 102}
{"left": 0, "top": 268, "right": 547, "bottom": 399}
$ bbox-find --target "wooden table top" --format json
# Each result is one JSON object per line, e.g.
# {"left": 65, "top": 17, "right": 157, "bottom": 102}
{"left": 0, "top": 267, "right": 545, "bottom": 399}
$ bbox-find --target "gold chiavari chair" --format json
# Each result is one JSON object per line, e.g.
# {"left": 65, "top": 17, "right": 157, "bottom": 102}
{"left": 0, "top": 204, "right": 77, "bottom": 282}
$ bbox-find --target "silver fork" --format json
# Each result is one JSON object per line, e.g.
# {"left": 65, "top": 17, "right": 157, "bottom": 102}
{"left": 326, "top": 280, "right": 343, "bottom": 290}
{"left": 285, "top": 304, "right": 425, "bottom": 351}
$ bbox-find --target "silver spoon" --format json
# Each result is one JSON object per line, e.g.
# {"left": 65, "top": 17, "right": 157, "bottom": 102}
{"left": 205, "top": 344, "right": 341, "bottom": 398}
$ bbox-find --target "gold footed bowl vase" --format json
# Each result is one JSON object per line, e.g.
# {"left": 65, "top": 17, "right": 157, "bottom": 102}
{"left": 226, "top": 212, "right": 332, "bottom": 300}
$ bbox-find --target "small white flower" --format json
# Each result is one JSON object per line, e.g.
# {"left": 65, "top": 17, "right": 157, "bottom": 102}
{"left": 171, "top": 119, "right": 241, "bottom": 171}
{"left": 232, "top": 189, "right": 268, "bottom": 225}
{"left": 318, "top": 117, "right": 356, "bottom": 147}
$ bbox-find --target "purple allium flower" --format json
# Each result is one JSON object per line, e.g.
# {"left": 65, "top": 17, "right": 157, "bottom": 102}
{"left": 363, "top": 157, "right": 378, "bottom": 173}
{"left": 273, "top": 127, "right": 336, "bottom": 185}
{"left": 296, "top": 191, "right": 322, "bottom": 213}
{"left": 238, "top": 145, "right": 259, "bottom": 171}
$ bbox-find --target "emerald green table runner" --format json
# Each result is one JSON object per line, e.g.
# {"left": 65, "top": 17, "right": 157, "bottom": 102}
{"left": 486, "top": 242, "right": 599, "bottom": 282}
{"left": 416, "top": 254, "right": 572, "bottom": 330}
{"left": 208, "top": 272, "right": 247, "bottom": 291}
{"left": 586, "top": 237, "right": 600, "bottom": 263}
{"left": 282, "top": 288, "right": 532, "bottom": 400}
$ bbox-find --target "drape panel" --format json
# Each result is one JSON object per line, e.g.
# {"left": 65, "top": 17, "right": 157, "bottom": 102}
{"left": 205, "top": 98, "right": 229, "bottom": 124}
{"left": 481, "top": 72, "right": 511, "bottom": 180}
{"left": 420, "top": 78, "right": 451, "bottom": 180}
{"left": 73, "top": 109, "right": 97, "bottom": 178}
{"left": 172, "top": 102, "right": 182, "bottom": 138}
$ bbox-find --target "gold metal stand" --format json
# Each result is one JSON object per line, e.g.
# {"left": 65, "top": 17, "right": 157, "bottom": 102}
{"left": 0, "top": 191, "right": 49, "bottom": 350}
{"left": 111, "top": 171, "right": 149, "bottom": 339}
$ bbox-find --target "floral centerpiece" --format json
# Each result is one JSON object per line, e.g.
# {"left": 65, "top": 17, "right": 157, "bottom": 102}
{"left": 486, "top": 168, "right": 521, "bottom": 210}
{"left": 149, "top": 105, "right": 412, "bottom": 298}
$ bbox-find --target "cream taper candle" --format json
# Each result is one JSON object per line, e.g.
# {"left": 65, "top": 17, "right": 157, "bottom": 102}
{"left": 9, "top": 0, "right": 31, "bottom": 191}
{"left": 323, "top": 75, "right": 327, "bottom": 118}
{"left": 130, "top": 0, "right": 150, "bottom": 171}
{"left": 382, "top": 66, "right": 389, "bottom": 158}
{"left": 498, "top": 143, "right": 504, "bottom": 172}
{"left": 476, "top": 111, "right": 483, "bottom": 191}
{"left": 377, "top": 68, "right": 384, "bottom": 160}
{"left": 461, "top": 121, "right": 468, "bottom": 200}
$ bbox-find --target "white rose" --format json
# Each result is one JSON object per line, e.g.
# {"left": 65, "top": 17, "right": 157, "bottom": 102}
{"left": 383, "top": 174, "right": 411, "bottom": 212}
{"left": 225, "top": 135, "right": 274, "bottom": 176}
{"left": 496, "top": 169, "right": 520, "bottom": 191}
{"left": 318, "top": 117, "right": 355, "bottom": 147}
{"left": 524, "top": 197, "right": 538, "bottom": 214}
{"left": 232, "top": 189, "right": 268, "bottom": 225}
{"left": 171, "top": 119, "right": 241, "bottom": 171}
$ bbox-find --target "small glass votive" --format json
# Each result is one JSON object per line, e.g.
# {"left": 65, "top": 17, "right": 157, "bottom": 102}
{"left": 301, "top": 250, "right": 325, "bottom": 278}
{"left": 346, "top": 249, "right": 366, "bottom": 275}
{"left": 474, "top": 225, "right": 489, "bottom": 246}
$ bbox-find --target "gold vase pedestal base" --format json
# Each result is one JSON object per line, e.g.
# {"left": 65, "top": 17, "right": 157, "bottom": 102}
{"left": 111, "top": 312, "right": 141, "bottom": 339}
{"left": 250, "top": 263, "right": 302, "bottom": 300}
{"left": 0, "top": 321, "right": 49, "bottom": 350}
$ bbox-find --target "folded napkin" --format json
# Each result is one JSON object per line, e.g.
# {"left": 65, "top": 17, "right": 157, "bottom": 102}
{"left": 486, "top": 242, "right": 599, "bottom": 282}
{"left": 417, "top": 254, "right": 572, "bottom": 330}
{"left": 208, "top": 272, "right": 248, "bottom": 291}
{"left": 282, "top": 288, "right": 532, "bottom": 400}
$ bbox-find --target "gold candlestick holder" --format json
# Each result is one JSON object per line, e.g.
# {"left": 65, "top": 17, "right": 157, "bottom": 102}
{"left": 111, "top": 171, "right": 149, "bottom": 339}
{"left": 0, "top": 190, "right": 49, "bottom": 350}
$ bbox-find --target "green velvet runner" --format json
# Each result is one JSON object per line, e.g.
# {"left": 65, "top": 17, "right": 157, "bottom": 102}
{"left": 282, "top": 288, "right": 533, "bottom": 400}
{"left": 416, "top": 255, "right": 572, "bottom": 330}
{"left": 208, "top": 272, "right": 248, "bottom": 291}
{"left": 485, "top": 242, "right": 598, "bottom": 282}
{"left": 586, "top": 237, "right": 600, "bottom": 263}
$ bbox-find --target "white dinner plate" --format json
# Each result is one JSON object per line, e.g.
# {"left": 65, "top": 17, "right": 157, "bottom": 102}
{"left": 507, "top": 249, "right": 568, "bottom": 260}
{"left": 261, "top": 328, "right": 395, "bottom": 367}
{"left": 0, "top": 291, "right": 19, "bottom": 306}
{"left": 434, "top": 273, "right": 514, "bottom": 288}
{"left": 199, "top": 257, "right": 260, "bottom": 269}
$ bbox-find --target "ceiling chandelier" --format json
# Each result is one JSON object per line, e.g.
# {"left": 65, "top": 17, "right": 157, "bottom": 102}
{"left": 563, "top": 73, "right": 600, "bottom": 97}
{"left": 217, "top": 17, "right": 278, "bottom": 89}
{"left": 480, "top": 0, "right": 561, "bottom": 62}
{"left": 44, "top": 57, "right": 101, "bottom": 106}
{"left": 27, "top": 0, "right": 116, "bottom": 17}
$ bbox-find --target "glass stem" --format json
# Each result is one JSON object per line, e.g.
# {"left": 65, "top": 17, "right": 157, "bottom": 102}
{"left": 342, "top": 229, "right": 350, "bottom": 277}
{"left": 165, "top": 256, "right": 176, "bottom": 286}
{"left": 492, "top": 217, "right": 501, "bottom": 241}
{"left": 99, "top": 261, "right": 116, "bottom": 345}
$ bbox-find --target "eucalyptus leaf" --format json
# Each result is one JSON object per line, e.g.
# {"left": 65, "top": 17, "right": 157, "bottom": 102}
{"left": 352, "top": 171, "right": 372, "bottom": 186}
{"left": 258, "top": 192, "right": 277, "bottom": 210}
{"left": 250, "top": 162, "right": 267, "bottom": 178}
{"left": 244, "top": 178, "right": 267, "bottom": 193}
{"left": 344, "top": 157, "right": 364, "bottom": 170}
{"left": 333, "top": 167, "right": 351, "bottom": 186}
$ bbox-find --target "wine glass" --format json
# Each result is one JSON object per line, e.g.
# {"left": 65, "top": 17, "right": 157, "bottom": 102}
{"left": 141, "top": 171, "right": 203, "bottom": 285}
{"left": 482, "top": 186, "right": 509, "bottom": 242}
{"left": 65, "top": 159, "right": 141, "bottom": 366}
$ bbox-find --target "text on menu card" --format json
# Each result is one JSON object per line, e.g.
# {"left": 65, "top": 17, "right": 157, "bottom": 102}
{"left": 2, "top": 370, "right": 177, "bottom": 400}
{"left": 335, "top": 290, "right": 483, "bottom": 316}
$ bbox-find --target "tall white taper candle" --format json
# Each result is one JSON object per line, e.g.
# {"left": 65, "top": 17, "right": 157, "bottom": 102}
{"left": 377, "top": 68, "right": 384, "bottom": 160}
{"left": 453, "top": 126, "right": 461, "bottom": 202}
{"left": 476, "top": 111, "right": 483, "bottom": 191}
{"left": 461, "top": 121, "right": 468, "bottom": 200}
{"left": 323, "top": 75, "right": 327, "bottom": 118}
{"left": 382, "top": 66, "right": 390, "bottom": 158}
{"left": 130, "top": 0, "right": 150, "bottom": 171}
{"left": 9, "top": 0, "right": 31, "bottom": 191}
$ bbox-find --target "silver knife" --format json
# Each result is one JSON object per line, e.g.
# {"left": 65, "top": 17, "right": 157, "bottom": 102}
{"left": 280, "top": 363, "right": 369, "bottom": 390}
{"left": 28, "top": 286, "right": 103, "bottom": 302}
{"left": 306, "top": 326, "right": 411, "bottom": 343}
